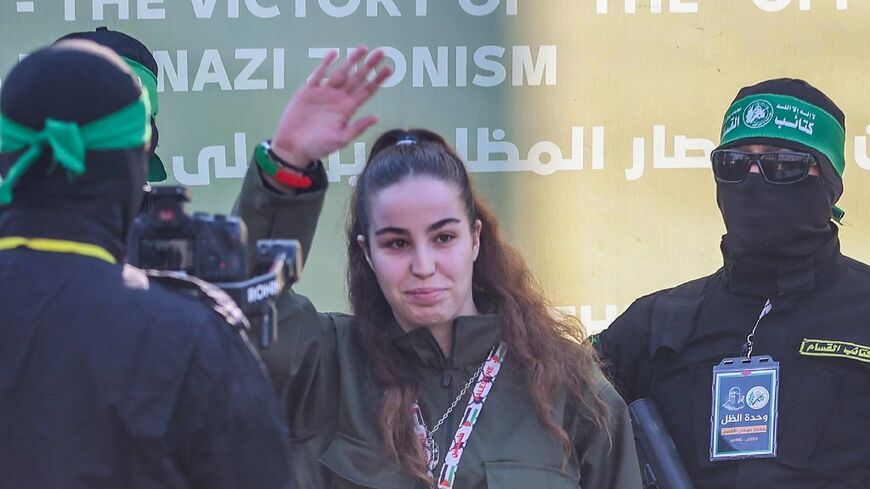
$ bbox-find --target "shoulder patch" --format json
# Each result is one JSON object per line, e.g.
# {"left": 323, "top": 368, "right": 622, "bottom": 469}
{"left": 799, "top": 338, "right": 870, "bottom": 364}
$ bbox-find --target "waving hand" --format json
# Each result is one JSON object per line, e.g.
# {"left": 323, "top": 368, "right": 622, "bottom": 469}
{"left": 270, "top": 47, "right": 392, "bottom": 168}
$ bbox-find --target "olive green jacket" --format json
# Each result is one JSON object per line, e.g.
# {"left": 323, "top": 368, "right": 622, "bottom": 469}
{"left": 233, "top": 164, "right": 642, "bottom": 489}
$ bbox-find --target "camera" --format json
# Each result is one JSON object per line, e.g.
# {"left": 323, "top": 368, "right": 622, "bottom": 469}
{"left": 128, "top": 186, "right": 301, "bottom": 347}
{"left": 128, "top": 186, "right": 246, "bottom": 282}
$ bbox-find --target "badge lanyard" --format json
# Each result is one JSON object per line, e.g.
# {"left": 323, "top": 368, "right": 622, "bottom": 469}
{"left": 412, "top": 342, "right": 507, "bottom": 488}
{"left": 710, "top": 299, "right": 780, "bottom": 461}
{"left": 741, "top": 299, "right": 772, "bottom": 358}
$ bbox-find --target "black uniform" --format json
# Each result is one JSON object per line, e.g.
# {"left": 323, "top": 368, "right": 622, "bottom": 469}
{"left": 0, "top": 44, "right": 292, "bottom": 489}
{"left": 598, "top": 78, "right": 869, "bottom": 489}
{"left": 0, "top": 209, "right": 293, "bottom": 489}
{"left": 598, "top": 228, "right": 870, "bottom": 489}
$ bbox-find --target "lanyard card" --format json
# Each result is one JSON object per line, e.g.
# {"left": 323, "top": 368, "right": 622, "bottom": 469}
{"left": 710, "top": 356, "right": 779, "bottom": 461}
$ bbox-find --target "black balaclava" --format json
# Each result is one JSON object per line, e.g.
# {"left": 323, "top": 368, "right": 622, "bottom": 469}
{"left": 714, "top": 79, "right": 845, "bottom": 271}
{"left": 0, "top": 41, "right": 148, "bottom": 251}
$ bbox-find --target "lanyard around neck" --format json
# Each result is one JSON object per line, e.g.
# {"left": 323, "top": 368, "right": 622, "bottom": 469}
{"left": 412, "top": 341, "right": 508, "bottom": 488}
{"left": 741, "top": 299, "right": 773, "bottom": 358}
{"left": 0, "top": 236, "right": 116, "bottom": 264}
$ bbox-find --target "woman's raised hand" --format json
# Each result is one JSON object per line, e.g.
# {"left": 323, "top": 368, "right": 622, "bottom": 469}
{"left": 270, "top": 46, "right": 393, "bottom": 168}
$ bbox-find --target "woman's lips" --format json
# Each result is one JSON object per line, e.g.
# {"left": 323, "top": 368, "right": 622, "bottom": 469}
{"left": 405, "top": 287, "right": 447, "bottom": 305}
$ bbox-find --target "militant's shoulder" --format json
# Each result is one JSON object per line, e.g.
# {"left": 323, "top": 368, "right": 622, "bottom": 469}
{"left": 604, "top": 288, "right": 674, "bottom": 336}
{"left": 142, "top": 268, "right": 249, "bottom": 331}
{"left": 830, "top": 255, "right": 870, "bottom": 302}
{"left": 118, "top": 265, "right": 247, "bottom": 338}
{"left": 598, "top": 271, "right": 720, "bottom": 349}
{"left": 639, "top": 271, "right": 719, "bottom": 302}
{"left": 840, "top": 254, "right": 870, "bottom": 276}
{"left": 664, "top": 271, "right": 720, "bottom": 296}
{"left": 621, "top": 271, "right": 720, "bottom": 317}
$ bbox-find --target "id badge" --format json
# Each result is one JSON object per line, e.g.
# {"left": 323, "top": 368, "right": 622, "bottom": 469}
{"left": 710, "top": 356, "right": 779, "bottom": 461}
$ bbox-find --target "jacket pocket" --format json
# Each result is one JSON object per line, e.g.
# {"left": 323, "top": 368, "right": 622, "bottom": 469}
{"left": 484, "top": 461, "right": 577, "bottom": 489}
{"left": 777, "top": 366, "right": 839, "bottom": 467}
{"left": 319, "top": 432, "right": 419, "bottom": 489}
{"left": 777, "top": 363, "right": 868, "bottom": 488}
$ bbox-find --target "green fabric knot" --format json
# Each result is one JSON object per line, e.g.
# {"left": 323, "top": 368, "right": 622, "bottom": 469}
{"left": 0, "top": 118, "right": 88, "bottom": 204}
{"left": 41, "top": 118, "right": 87, "bottom": 175}
{"left": 0, "top": 92, "right": 150, "bottom": 205}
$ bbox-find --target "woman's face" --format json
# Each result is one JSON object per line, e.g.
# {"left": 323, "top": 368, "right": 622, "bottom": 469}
{"left": 361, "top": 176, "right": 481, "bottom": 332}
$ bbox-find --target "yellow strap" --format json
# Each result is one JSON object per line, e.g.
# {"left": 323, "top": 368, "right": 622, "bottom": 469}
{"left": 0, "top": 236, "right": 116, "bottom": 265}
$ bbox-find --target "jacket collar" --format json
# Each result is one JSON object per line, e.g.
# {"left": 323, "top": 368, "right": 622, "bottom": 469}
{"left": 388, "top": 314, "right": 503, "bottom": 371}
{"left": 721, "top": 227, "right": 841, "bottom": 298}
{"left": 0, "top": 207, "right": 125, "bottom": 263}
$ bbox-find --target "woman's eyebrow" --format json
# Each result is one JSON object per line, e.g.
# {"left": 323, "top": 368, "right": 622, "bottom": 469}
{"left": 374, "top": 218, "right": 460, "bottom": 236}
{"left": 374, "top": 226, "right": 408, "bottom": 236}
{"left": 427, "top": 217, "right": 460, "bottom": 232}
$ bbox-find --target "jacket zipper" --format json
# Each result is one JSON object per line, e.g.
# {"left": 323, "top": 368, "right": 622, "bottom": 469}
{"left": 441, "top": 371, "right": 453, "bottom": 469}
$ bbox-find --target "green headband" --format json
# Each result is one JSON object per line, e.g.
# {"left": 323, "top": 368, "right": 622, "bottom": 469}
{"left": 0, "top": 92, "right": 151, "bottom": 205}
{"left": 121, "top": 57, "right": 166, "bottom": 182}
{"left": 719, "top": 93, "right": 846, "bottom": 177}
{"left": 121, "top": 56, "right": 159, "bottom": 117}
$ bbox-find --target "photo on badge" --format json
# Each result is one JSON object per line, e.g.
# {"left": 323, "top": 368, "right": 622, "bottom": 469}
{"left": 710, "top": 356, "right": 780, "bottom": 461}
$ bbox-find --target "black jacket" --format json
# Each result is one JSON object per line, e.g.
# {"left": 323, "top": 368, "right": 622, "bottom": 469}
{"left": 0, "top": 208, "right": 293, "bottom": 489}
{"left": 597, "top": 232, "right": 870, "bottom": 489}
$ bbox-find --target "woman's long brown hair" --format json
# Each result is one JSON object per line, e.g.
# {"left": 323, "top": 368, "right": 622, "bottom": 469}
{"left": 347, "top": 129, "right": 609, "bottom": 481}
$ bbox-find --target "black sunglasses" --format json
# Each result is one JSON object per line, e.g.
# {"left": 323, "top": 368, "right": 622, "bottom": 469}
{"left": 711, "top": 149, "right": 818, "bottom": 185}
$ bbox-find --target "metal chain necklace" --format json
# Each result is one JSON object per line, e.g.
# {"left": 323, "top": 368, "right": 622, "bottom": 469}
{"left": 426, "top": 359, "right": 486, "bottom": 458}
{"left": 411, "top": 342, "right": 508, "bottom": 487}
{"left": 414, "top": 360, "right": 487, "bottom": 473}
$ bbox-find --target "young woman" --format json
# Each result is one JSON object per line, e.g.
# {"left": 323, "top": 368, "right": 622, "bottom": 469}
{"left": 236, "top": 49, "right": 641, "bottom": 489}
